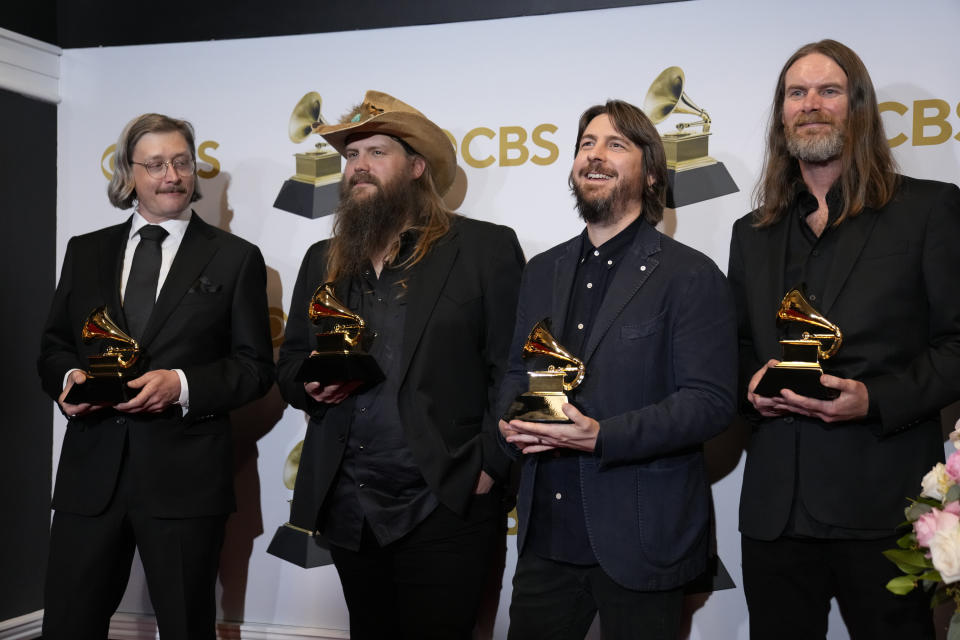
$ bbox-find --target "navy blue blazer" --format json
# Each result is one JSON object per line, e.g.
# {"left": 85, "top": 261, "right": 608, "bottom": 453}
{"left": 498, "top": 219, "right": 737, "bottom": 591}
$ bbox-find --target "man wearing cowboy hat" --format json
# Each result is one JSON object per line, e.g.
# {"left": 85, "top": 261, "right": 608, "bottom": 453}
{"left": 276, "top": 90, "right": 524, "bottom": 639}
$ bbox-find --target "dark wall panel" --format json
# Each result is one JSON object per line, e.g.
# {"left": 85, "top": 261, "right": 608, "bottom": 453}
{"left": 0, "top": 86, "right": 55, "bottom": 620}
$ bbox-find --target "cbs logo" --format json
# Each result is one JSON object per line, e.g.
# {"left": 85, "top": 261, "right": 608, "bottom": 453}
{"left": 100, "top": 141, "right": 223, "bottom": 179}
{"left": 443, "top": 124, "right": 559, "bottom": 168}
{"left": 880, "top": 99, "right": 960, "bottom": 148}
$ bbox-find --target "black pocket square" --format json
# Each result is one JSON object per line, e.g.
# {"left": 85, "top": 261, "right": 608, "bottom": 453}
{"left": 190, "top": 276, "right": 222, "bottom": 294}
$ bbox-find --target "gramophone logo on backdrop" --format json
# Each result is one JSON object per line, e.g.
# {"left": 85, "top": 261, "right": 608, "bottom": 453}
{"left": 273, "top": 92, "right": 343, "bottom": 220}
{"left": 643, "top": 66, "right": 738, "bottom": 208}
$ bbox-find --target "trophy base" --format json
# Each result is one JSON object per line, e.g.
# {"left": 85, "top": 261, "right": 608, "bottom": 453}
{"left": 273, "top": 178, "right": 340, "bottom": 219}
{"left": 294, "top": 351, "right": 385, "bottom": 392}
{"left": 754, "top": 364, "right": 840, "bottom": 400}
{"left": 504, "top": 392, "right": 572, "bottom": 423}
{"left": 266, "top": 523, "right": 333, "bottom": 569}
{"left": 666, "top": 161, "right": 739, "bottom": 208}
{"left": 63, "top": 375, "right": 139, "bottom": 405}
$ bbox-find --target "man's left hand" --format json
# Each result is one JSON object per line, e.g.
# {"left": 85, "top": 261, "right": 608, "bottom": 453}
{"left": 115, "top": 369, "right": 182, "bottom": 414}
{"left": 774, "top": 374, "right": 869, "bottom": 423}
{"left": 503, "top": 403, "right": 600, "bottom": 454}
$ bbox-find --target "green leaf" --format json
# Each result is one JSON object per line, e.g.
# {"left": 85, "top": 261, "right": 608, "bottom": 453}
{"left": 947, "top": 484, "right": 960, "bottom": 503}
{"left": 906, "top": 502, "right": 934, "bottom": 521}
{"left": 896, "top": 531, "right": 918, "bottom": 549}
{"left": 886, "top": 575, "right": 917, "bottom": 595}
{"left": 916, "top": 570, "right": 942, "bottom": 582}
{"left": 883, "top": 549, "right": 932, "bottom": 574}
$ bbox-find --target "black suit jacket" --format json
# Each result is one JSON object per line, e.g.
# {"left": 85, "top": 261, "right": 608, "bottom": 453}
{"left": 729, "top": 176, "right": 960, "bottom": 539}
{"left": 38, "top": 213, "right": 275, "bottom": 518}
{"left": 497, "top": 221, "right": 737, "bottom": 591}
{"left": 276, "top": 215, "right": 524, "bottom": 531}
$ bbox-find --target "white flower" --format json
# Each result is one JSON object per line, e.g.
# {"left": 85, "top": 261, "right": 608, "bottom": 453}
{"left": 921, "top": 463, "right": 953, "bottom": 501}
{"left": 951, "top": 418, "right": 960, "bottom": 451}
{"left": 930, "top": 524, "right": 960, "bottom": 583}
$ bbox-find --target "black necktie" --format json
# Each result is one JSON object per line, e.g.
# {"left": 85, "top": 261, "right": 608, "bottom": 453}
{"left": 123, "top": 224, "right": 168, "bottom": 340}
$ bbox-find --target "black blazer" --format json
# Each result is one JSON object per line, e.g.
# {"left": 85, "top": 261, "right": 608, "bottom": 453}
{"left": 729, "top": 176, "right": 960, "bottom": 539}
{"left": 497, "top": 220, "right": 737, "bottom": 591}
{"left": 38, "top": 213, "right": 275, "bottom": 518}
{"left": 276, "top": 216, "right": 524, "bottom": 530}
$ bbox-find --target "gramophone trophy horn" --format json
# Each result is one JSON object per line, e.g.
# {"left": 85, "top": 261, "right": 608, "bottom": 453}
{"left": 288, "top": 91, "right": 325, "bottom": 143}
{"left": 754, "top": 288, "right": 843, "bottom": 400}
{"left": 295, "top": 283, "right": 385, "bottom": 389}
{"left": 273, "top": 91, "right": 343, "bottom": 219}
{"left": 641, "top": 66, "right": 739, "bottom": 208}
{"left": 643, "top": 66, "right": 711, "bottom": 133}
{"left": 64, "top": 306, "right": 144, "bottom": 405}
{"left": 505, "top": 319, "right": 586, "bottom": 423}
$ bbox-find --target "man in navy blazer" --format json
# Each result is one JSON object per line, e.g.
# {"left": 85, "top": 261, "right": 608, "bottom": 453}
{"left": 38, "top": 113, "right": 274, "bottom": 639}
{"left": 498, "top": 100, "right": 736, "bottom": 639}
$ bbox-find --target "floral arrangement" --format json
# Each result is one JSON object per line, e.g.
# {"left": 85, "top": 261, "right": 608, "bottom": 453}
{"left": 884, "top": 420, "right": 960, "bottom": 637}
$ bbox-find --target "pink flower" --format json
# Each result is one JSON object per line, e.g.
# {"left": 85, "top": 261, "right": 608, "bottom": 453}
{"left": 947, "top": 451, "right": 960, "bottom": 484}
{"left": 947, "top": 502, "right": 960, "bottom": 516}
{"left": 915, "top": 508, "right": 960, "bottom": 548}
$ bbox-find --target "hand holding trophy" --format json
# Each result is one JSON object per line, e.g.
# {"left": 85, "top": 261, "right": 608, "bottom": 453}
{"left": 63, "top": 306, "right": 143, "bottom": 405}
{"left": 294, "top": 283, "right": 385, "bottom": 391}
{"left": 753, "top": 288, "right": 843, "bottom": 400}
{"left": 504, "top": 319, "right": 586, "bottom": 423}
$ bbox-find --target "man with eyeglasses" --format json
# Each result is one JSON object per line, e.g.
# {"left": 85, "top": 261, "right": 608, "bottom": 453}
{"left": 38, "top": 113, "right": 274, "bottom": 639}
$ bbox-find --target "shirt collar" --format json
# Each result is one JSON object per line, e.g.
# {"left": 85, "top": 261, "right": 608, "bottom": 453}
{"left": 129, "top": 208, "right": 192, "bottom": 242}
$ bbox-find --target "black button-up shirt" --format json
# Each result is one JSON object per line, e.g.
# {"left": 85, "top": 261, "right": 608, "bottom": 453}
{"left": 782, "top": 186, "right": 886, "bottom": 540}
{"left": 527, "top": 216, "right": 641, "bottom": 564}
{"left": 320, "top": 233, "right": 438, "bottom": 550}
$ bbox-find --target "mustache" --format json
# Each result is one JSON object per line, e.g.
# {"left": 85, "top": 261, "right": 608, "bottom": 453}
{"left": 157, "top": 186, "right": 187, "bottom": 194}
{"left": 579, "top": 160, "right": 617, "bottom": 178}
{"left": 348, "top": 173, "right": 382, "bottom": 188}
{"left": 794, "top": 112, "right": 835, "bottom": 126}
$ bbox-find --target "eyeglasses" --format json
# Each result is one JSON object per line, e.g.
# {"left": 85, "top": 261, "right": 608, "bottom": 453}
{"left": 132, "top": 157, "right": 196, "bottom": 178}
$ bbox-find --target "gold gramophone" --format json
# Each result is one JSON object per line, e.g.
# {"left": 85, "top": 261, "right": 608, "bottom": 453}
{"left": 273, "top": 91, "right": 343, "bottom": 219}
{"left": 642, "top": 66, "right": 738, "bottom": 207}
{"left": 63, "top": 306, "right": 143, "bottom": 404}
{"left": 504, "top": 319, "right": 586, "bottom": 423}
{"left": 754, "top": 288, "right": 843, "bottom": 400}
{"left": 294, "top": 283, "right": 384, "bottom": 388}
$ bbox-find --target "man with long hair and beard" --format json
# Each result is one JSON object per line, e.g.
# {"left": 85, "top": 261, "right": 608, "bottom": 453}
{"left": 276, "top": 91, "right": 524, "bottom": 639}
{"left": 496, "top": 100, "right": 736, "bottom": 639}
{"left": 730, "top": 40, "right": 960, "bottom": 639}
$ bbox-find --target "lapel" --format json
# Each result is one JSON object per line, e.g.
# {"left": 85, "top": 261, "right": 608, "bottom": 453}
{"left": 757, "top": 217, "right": 790, "bottom": 349}
{"left": 140, "top": 212, "right": 218, "bottom": 347}
{"left": 100, "top": 218, "right": 132, "bottom": 331}
{"left": 582, "top": 222, "right": 661, "bottom": 363}
{"left": 550, "top": 236, "right": 582, "bottom": 338}
{"left": 820, "top": 209, "right": 879, "bottom": 315}
{"left": 398, "top": 224, "right": 460, "bottom": 381}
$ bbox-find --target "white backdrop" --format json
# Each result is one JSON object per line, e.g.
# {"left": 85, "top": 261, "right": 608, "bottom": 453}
{"left": 52, "top": 0, "right": 960, "bottom": 638}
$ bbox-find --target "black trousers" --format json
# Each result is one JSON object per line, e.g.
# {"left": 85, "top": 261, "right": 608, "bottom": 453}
{"left": 742, "top": 534, "right": 935, "bottom": 640}
{"left": 507, "top": 552, "right": 683, "bottom": 640}
{"left": 329, "top": 492, "right": 504, "bottom": 640}
{"left": 42, "top": 450, "right": 227, "bottom": 640}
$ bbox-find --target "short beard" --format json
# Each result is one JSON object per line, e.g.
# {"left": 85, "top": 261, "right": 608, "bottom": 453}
{"left": 569, "top": 164, "right": 644, "bottom": 226}
{"left": 331, "top": 173, "right": 421, "bottom": 277}
{"left": 785, "top": 115, "right": 845, "bottom": 162}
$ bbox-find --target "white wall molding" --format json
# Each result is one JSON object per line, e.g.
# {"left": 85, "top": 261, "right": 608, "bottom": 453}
{"left": 0, "top": 27, "right": 61, "bottom": 103}
{"left": 109, "top": 612, "right": 350, "bottom": 640}
{"left": 0, "top": 610, "right": 43, "bottom": 640}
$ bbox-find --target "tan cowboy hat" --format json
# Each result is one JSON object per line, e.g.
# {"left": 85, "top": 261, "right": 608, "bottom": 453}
{"left": 315, "top": 90, "right": 457, "bottom": 195}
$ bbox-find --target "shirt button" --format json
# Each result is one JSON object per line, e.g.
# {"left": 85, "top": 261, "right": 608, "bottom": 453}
{"left": 586, "top": 282, "right": 593, "bottom": 289}
{"left": 555, "top": 492, "right": 562, "bottom": 500}
{"left": 640, "top": 265, "right": 646, "bottom": 271}
{"left": 784, "top": 416, "right": 794, "bottom": 424}
{"left": 360, "top": 407, "right": 367, "bottom": 413}
{"left": 359, "top": 482, "right": 366, "bottom": 488}
{"left": 809, "top": 294, "right": 817, "bottom": 301}
{"left": 812, "top": 249, "right": 820, "bottom": 257}
{"left": 593, "top": 250, "right": 600, "bottom": 256}
{"left": 358, "top": 444, "right": 365, "bottom": 450}
{"left": 577, "top": 323, "right": 584, "bottom": 330}
{"left": 607, "top": 259, "right": 613, "bottom": 266}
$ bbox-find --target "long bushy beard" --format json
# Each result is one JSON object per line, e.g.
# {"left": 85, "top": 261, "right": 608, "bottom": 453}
{"left": 785, "top": 114, "right": 845, "bottom": 162}
{"left": 331, "top": 173, "right": 420, "bottom": 277}
{"left": 570, "top": 162, "right": 644, "bottom": 225}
